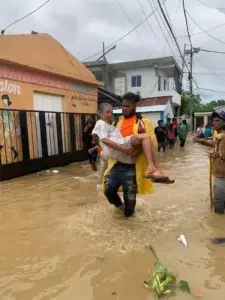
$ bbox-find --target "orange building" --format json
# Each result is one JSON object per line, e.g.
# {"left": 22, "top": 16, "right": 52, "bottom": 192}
{"left": 0, "top": 34, "right": 101, "bottom": 180}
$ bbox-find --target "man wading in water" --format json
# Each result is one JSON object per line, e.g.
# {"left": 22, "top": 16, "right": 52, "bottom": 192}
{"left": 103, "top": 93, "right": 174, "bottom": 217}
{"left": 194, "top": 109, "right": 225, "bottom": 214}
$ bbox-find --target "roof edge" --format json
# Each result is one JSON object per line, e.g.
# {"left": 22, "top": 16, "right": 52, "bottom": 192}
{"left": 0, "top": 59, "right": 102, "bottom": 87}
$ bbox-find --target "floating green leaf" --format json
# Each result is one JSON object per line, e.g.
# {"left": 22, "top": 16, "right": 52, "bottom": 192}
{"left": 165, "top": 273, "right": 176, "bottom": 284}
{"left": 143, "top": 280, "right": 152, "bottom": 289}
{"left": 143, "top": 262, "right": 191, "bottom": 299}
{"left": 178, "top": 280, "right": 191, "bottom": 293}
{"left": 154, "top": 262, "right": 168, "bottom": 275}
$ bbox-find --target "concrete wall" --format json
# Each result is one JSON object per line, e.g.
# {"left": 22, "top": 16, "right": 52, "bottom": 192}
{"left": 164, "top": 101, "right": 174, "bottom": 121}
{"left": 0, "top": 63, "right": 98, "bottom": 114}
{"left": 114, "top": 67, "right": 169, "bottom": 98}
{"left": 142, "top": 112, "right": 161, "bottom": 128}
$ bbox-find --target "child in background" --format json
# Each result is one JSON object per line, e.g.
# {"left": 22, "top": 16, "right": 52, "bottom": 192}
{"left": 167, "top": 123, "right": 175, "bottom": 148}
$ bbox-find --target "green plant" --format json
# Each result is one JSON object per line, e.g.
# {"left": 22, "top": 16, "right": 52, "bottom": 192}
{"left": 143, "top": 262, "right": 190, "bottom": 299}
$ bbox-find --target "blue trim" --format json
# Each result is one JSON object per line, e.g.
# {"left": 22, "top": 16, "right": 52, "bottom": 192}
{"left": 160, "top": 111, "right": 164, "bottom": 125}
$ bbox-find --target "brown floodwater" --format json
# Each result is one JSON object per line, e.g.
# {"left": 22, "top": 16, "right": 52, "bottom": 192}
{"left": 1, "top": 138, "right": 225, "bottom": 300}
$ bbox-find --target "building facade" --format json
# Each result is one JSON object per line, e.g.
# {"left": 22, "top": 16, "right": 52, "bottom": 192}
{"left": 84, "top": 56, "right": 181, "bottom": 116}
{"left": 0, "top": 34, "right": 100, "bottom": 180}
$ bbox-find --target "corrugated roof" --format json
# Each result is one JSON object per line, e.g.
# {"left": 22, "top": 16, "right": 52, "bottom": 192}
{"left": 113, "top": 105, "right": 166, "bottom": 114}
{"left": 138, "top": 96, "right": 170, "bottom": 107}
{"left": 0, "top": 34, "right": 100, "bottom": 86}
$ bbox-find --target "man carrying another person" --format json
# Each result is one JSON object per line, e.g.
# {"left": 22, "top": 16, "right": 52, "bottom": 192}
{"left": 94, "top": 93, "right": 174, "bottom": 218}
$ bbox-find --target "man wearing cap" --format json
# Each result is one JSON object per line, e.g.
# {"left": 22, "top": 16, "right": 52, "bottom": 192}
{"left": 194, "top": 108, "right": 225, "bottom": 214}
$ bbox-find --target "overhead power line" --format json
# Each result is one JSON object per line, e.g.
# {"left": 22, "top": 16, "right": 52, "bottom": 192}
{"left": 185, "top": 72, "right": 225, "bottom": 76}
{"left": 148, "top": 0, "right": 178, "bottom": 59}
{"left": 182, "top": 0, "right": 193, "bottom": 94}
{"left": 82, "top": 0, "right": 167, "bottom": 62}
{"left": 162, "top": 0, "right": 181, "bottom": 51}
{"left": 182, "top": 0, "right": 192, "bottom": 48}
{"left": 1, "top": 0, "right": 51, "bottom": 35}
{"left": 187, "top": 11, "right": 225, "bottom": 46}
{"left": 176, "top": 22, "right": 225, "bottom": 39}
{"left": 115, "top": 0, "right": 153, "bottom": 56}
{"left": 136, "top": 0, "right": 162, "bottom": 52}
{"left": 155, "top": 0, "right": 190, "bottom": 72}
{"left": 195, "top": 55, "right": 225, "bottom": 83}
{"left": 195, "top": 0, "right": 225, "bottom": 10}
{"left": 198, "top": 87, "right": 225, "bottom": 94}
{"left": 201, "top": 48, "right": 225, "bottom": 54}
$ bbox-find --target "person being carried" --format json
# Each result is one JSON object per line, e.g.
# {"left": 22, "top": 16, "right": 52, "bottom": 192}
{"left": 194, "top": 109, "right": 225, "bottom": 214}
{"left": 92, "top": 102, "right": 169, "bottom": 181}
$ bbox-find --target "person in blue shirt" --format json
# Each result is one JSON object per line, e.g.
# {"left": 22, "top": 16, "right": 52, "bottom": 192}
{"left": 204, "top": 124, "right": 213, "bottom": 138}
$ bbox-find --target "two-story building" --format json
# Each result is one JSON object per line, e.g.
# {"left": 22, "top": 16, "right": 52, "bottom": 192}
{"left": 84, "top": 56, "right": 182, "bottom": 118}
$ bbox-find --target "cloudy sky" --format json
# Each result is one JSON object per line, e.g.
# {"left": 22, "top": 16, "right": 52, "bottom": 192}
{"left": 1, "top": 0, "right": 225, "bottom": 100}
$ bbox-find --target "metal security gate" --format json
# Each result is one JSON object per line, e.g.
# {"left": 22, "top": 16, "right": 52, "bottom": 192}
{"left": 0, "top": 108, "right": 96, "bottom": 181}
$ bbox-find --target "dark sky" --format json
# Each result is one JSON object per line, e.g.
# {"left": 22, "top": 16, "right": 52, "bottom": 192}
{"left": 1, "top": 0, "right": 225, "bottom": 100}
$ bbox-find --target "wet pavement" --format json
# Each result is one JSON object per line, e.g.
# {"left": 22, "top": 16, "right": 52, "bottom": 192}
{"left": 1, "top": 138, "right": 225, "bottom": 300}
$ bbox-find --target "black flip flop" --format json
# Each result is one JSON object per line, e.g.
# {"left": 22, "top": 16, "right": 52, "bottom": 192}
{"left": 151, "top": 177, "right": 175, "bottom": 184}
{"left": 212, "top": 238, "right": 225, "bottom": 245}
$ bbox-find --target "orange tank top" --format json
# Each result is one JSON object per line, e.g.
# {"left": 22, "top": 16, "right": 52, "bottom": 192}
{"left": 120, "top": 116, "right": 136, "bottom": 137}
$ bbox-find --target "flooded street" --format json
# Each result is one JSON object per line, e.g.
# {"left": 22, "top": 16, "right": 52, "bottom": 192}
{"left": 1, "top": 138, "right": 225, "bottom": 300}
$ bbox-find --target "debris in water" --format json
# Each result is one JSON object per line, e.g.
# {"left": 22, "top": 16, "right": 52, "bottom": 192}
{"left": 52, "top": 170, "right": 59, "bottom": 174}
{"left": 111, "top": 292, "right": 117, "bottom": 295}
{"left": 178, "top": 234, "right": 187, "bottom": 247}
{"left": 212, "top": 237, "right": 225, "bottom": 244}
{"left": 192, "top": 289, "right": 202, "bottom": 298}
{"left": 46, "top": 170, "right": 50, "bottom": 173}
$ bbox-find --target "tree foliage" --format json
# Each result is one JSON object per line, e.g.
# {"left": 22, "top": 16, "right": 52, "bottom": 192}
{"left": 180, "top": 91, "right": 225, "bottom": 116}
{"left": 180, "top": 91, "right": 201, "bottom": 117}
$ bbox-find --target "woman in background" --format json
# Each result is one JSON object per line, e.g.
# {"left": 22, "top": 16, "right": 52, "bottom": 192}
{"left": 204, "top": 124, "right": 213, "bottom": 138}
{"left": 167, "top": 123, "right": 175, "bottom": 148}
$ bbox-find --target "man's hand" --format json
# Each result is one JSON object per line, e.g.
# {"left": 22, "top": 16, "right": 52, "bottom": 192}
{"left": 193, "top": 137, "right": 200, "bottom": 143}
{"left": 122, "top": 147, "right": 134, "bottom": 155}
{"left": 209, "top": 152, "right": 219, "bottom": 159}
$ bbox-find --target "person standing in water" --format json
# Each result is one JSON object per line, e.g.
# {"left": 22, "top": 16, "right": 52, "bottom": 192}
{"left": 155, "top": 120, "right": 166, "bottom": 152}
{"left": 101, "top": 93, "right": 174, "bottom": 217}
{"left": 178, "top": 120, "right": 189, "bottom": 147}
{"left": 194, "top": 110, "right": 225, "bottom": 214}
{"left": 82, "top": 119, "right": 98, "bottom": 171}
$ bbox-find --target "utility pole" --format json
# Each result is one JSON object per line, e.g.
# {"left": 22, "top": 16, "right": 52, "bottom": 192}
{"left": 190, "top": 48, "right": 193, "bottom": 95}
{"left": 181, "top": 43, "right": 187, "bottom": 87}
{"left": 184, "top": 47, "right": 200, "bottom": 95}
{"left": 103, "top": 42, "right": 106, "bottom": 61}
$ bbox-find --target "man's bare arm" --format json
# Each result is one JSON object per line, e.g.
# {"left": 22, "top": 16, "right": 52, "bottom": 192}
{"left": 194, "top": 137, "right": 214, "bottom": 148}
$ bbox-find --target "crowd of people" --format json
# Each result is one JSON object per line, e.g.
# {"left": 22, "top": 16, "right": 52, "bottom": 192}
{"left": 154, "top": 117, "right": 189, "bottom": 151}
{"left": 196, "top": 123, "right": 213, "bottom": 139}
{"left": 82, "top": 93, "right": 225, "bottom": 216}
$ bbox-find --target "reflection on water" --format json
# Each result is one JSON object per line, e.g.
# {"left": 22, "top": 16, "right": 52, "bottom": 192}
{"left": 1, "top": 138, "right": 225, "bottom": 299}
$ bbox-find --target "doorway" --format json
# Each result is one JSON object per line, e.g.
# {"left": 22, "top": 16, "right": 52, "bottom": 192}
{"left": 33, "top": 92, "right": 64, "bottom": 157}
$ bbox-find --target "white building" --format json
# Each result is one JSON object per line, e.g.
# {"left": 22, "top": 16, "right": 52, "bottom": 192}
{"left": 84, "top": 56, "right": 182, "bottom": 117}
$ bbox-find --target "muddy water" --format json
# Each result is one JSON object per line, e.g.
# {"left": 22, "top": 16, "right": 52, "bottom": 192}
{"left": 0, "top": 139, "right": 225, "bottom": 300}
